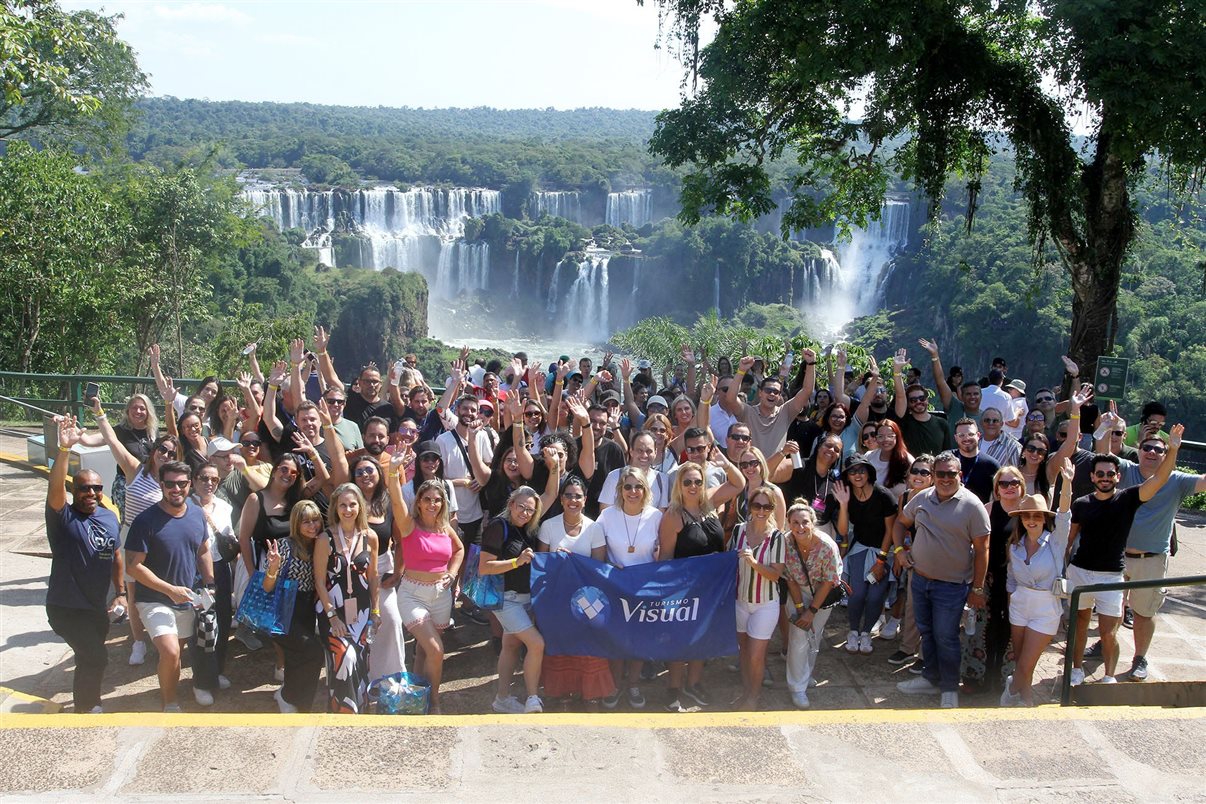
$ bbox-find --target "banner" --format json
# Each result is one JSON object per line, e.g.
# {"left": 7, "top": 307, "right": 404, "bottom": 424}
{"left": 530, "top": 551, "right": 738, "bottom": 661}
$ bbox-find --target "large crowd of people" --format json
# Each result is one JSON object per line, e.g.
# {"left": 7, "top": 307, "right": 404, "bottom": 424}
{"left": 43, "top": 333, "right": 1203, "bottom": 713}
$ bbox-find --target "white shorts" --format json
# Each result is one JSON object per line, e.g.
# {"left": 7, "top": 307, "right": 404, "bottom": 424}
{"left": 1067, "top": 565, "right": 1125, "bottom": 618}
{"left": 136, "top": 601, "right": 195, "bottom": 640}
{"left": 1008, "top": 586, "right": 1063, "bottom": 636}
{"left": 497, "top": 590, "right": 536, "bottom": 634}
{"left": 396, "top": 576, "right": 453, "bottom": 631}
{"left": 736, "top": 599, "right": 779, "bottom": 640}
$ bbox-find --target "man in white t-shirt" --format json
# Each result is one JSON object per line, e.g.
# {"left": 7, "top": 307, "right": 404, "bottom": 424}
{"left": 598, "top": 432, "right": 669, "bottom": 510}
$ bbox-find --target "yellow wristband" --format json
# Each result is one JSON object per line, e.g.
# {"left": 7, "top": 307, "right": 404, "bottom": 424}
{"left": 58, "top": 446, "right": 71, "bottom": 453}
{"left": 510, "top": 558, "right": 519, "bottom": 569}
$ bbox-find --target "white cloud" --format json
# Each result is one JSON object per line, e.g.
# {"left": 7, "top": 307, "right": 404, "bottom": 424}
{"left": 152, "top": 3, "right": 251, "bottom": 24}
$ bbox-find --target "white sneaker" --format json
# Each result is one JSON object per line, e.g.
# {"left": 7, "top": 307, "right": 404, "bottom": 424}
{"left": 999, "top": 675, "right": 1022, "bottom": 707}
{"left": 881, "top": 617, "right": 901, "bottom": 640}
{"left": 791, "top": 691, "right": 810, "bottom": 710}
{"left": 896, "top": 676, "right": 940, "bottom": 695}
{"left": 524, "top": 695, "right": 544, "bottom": 713}
{"left": 859, "top": 633, "right": 873, "bottom": 654}
{"left": 274, "top": 666, "right": 285, "bottom": 683}
{"left": 940, "top": 691, "right": 959, "bottom": 709}
{"left": 274, "top": 688, "right": 297, "bottom": 714}
{"left": 1100, "top": 675, "right": 1118, "bottom": 684}
{"left": 871, "top": 614, "right": 887, "bottom": 636}
{"left": 492, "top": 695, "right": 526, "bottom": 714}
{"left": 845, "top": 630, "right": 859, "bottom": 653}
{"left": 1070, "top": 667, "right": 1085, "bottom": 686}
{"left": 162, "top": 703, "right": 183, "bottom": 713}
{"left": 87, "top": 705, "right": 104, "bottom": 714}
{"left": 129, "top": 640, "right": 148, "bottom": 666}
{"left": 192, "top": 687, "right": 214, "bottom": 707}
{"left": 217, "top": 675, "right": 231, "bottom": 690}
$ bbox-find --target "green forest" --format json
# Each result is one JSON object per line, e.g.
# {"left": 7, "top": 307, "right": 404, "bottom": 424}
{"left": 1, "top": 1, "right": 1204, "bottom": 439}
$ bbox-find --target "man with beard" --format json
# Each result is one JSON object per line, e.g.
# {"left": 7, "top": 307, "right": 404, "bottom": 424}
{"left": 126, "top": 460, "right": 214, "bottom": 712}
{"left": 1066, "top": 431, "right": 1182, "bottom": 687}
{"left": 952, "top": 418, "right": 1001, "bottom": 503}
{"left": 917, "top": 338, "right": 984, "bottom": 424}
{"left": 582, "top": 404, "right": 628, "bottom": 518}
{"left": 45, "top": 417, "right": 124, "bottom": 713}
{"left": 720, "top": 351, "right": 818, "bottom": 458}
{"left": 437, "top": 395, "right": 495, "bottom": 548}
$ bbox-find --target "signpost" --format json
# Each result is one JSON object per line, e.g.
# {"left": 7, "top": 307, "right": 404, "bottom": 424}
{"left": 1094, "top": 356, "right": 1130, "bottom": 401}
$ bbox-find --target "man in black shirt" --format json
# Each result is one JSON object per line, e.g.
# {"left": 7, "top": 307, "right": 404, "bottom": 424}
{"left": 952, "top": 418, "right": 1001, "bottom": 503}
{"left": 1067, "top": 431, "right": 1181, "bottom": 685}
{"left": 581, "top": 404, "right": 626, "bottom": 518}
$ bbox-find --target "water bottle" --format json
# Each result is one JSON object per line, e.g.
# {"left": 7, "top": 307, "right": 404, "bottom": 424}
{"left": 963, "top": 605, "right": 977, "bottom": 636}
{"left": 110, "top": 603, "right": 126, "bottom": 623}
{"left": 790, "top": 450, "right": 803, "bottom": 470}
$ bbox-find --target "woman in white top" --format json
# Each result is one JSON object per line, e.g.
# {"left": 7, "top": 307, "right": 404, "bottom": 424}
{"left": 537, "top": 477, "right": 613, "bottom": 709}
{"left": 586, "top": 466, "right": 663, "bottom": 709}
{"left": 1002, "top": 464, "right": 1073, "bottom": 707}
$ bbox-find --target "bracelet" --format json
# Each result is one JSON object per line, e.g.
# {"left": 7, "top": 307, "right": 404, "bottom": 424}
{"left": 58, "top": 446, "right": 70, "bottom": 453}
{"left": 268, "top": 383, "right": 280, "bottom": 391}
{"left": 317, "top": 350, "right": 327, "bottom": 356}
{"left": 510, "top": 557, "right": 519, "bottom": 569}
{"left": 1069, "top": 415, "right": 1080, "bottom": 420}
{"left": 700, "top": 397, "right": 713, "bottom": 405}
{"left": 803, "top": 361, "right": 816, "bottom": 366}
{"left": 892, "top": 545, "right": 904, "bottom": 554}
{"left": 324, "top": 424, "right": 336, "bottom": 430}
{"left": 371, "top": 608, "right": 380, "bottom": 616}
{"left": 794, "top": 601, "right": 804, "bottom": 609}
{"left": 736, "top": 370, "right": 746, "bottom": 377}
{"left": 95, "top": 413, "right": 108, "bottom": 420}
{"left": 266, "top": 571, "right": 278, "bottom": 580}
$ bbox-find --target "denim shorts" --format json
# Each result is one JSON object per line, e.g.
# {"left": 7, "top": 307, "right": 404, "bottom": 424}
{"left": 496, "top": 590, "right": 536, "bottom": 634}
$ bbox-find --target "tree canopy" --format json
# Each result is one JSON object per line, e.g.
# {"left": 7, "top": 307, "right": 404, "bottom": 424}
{"left": 645, "top": 0, "right": 1206, "bottom": 378}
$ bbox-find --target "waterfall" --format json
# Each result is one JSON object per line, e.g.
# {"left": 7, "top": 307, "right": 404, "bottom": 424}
{"left": 558, "top": 252, "right": 611, "bottom": 343}
{"left": 713, "top": 263, "right": 721, "bottom": 315}
{"left": 241, "top": 185, "right": 501, "bottom": 279}
{"left": 511, "top": 250, "right": 520, "bottom": 298}
{"left": 546, "top": 259, "right": 565, "bottom": 314}
{"left": 806, "top": 199, "right": 910, "bottom": 335}
{"left": 606, "top": 189, "right": 653, "bottom": 227}
{"left": 532, "top": 191, "right": 584, "bottom": 223}
{"left": 433, "top": 241, "right": 490, "bottom": 299}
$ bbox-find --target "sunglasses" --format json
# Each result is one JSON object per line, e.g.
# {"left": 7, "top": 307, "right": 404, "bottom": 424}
{"left": 1094, "top": 470, "right": 1118, "bottom": 478}
{"left": 155, "top": 445, "right": 176, "bottom": 456}
{"left": 933, "top": 470, "right": 959, "bottom": 479}
{"left": 997, "top": 479, "right": 1022, "bottom": 488}
{"left": 738, "top": 460, "right": 760, "bottom": 469}
{"left": 762, "top": 388, "right": 782, "bottom": 396}
{"left": 75, "top": 484, "right": 104, "bottom": 493}
{"left": 685, "top": 444, "right": 708, "bottom": 453}
{"left": 1035, "top": 396, "right": 1055, "bottom": 404}
{"left": 240, "top": 440, "right": 261, "bottom": 448}
{"left": 353, "top": 466, "right": 377, "bottom": 478}
{"left": 1139, "top": 444, "right": 1166, "bottom": 454}
{"left": 162, "top": 479, "right": 190, "bottom": 489}
{"left": 846, "top": 466, "right": 869, "bottom": 475}
{"left": 750, "top": 501, "right": 775, "bottom": 512}
{"left": 647, "top": 426, "right": 668, "bottom": 434}
{"left": 622, "top": 483, "right": 646, "bottom": 492}
{"left": 980, "top": 418, "right": 1001, "bottom": 425}
{"left": 728, "top": 434, "right": 751, "bottom": 442}
{"left": 1023, "top": 444, "right": 1047, "bottom": 454}
{"left": 1027, "top": 414, "right": 1045, "bottom": 421}
{"left": 909, "top": 467, "right": 932, "bottom": 476}
{"left": 524, "top": 411, "right": 543, "bottom": 418}
{"left": 862, "top": 432, "right": 878, "bottom": 440}
{"left": 324, "top": 397, "right": 346, "bottom": 406}
{"left": 681, "top": 478, "right": 704, "bottom": 487}
{"left": 907, "top": 395, "right": 927, "bottom": 403}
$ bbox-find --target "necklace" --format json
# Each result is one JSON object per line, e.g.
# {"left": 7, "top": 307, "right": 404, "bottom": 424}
{"left": 622, "top": 509, "right": 641, "bottom": 553}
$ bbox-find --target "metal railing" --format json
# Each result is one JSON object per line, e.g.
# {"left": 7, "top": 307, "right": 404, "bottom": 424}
{"left": 0, "top": 371, "right": 242, "bottom": 423}
{"left": 1060, "top": 574, "right": 1206, "bottom": 705}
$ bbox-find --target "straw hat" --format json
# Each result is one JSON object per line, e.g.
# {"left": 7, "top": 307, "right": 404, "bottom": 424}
{"left": 1008, "top": 493, "right": 1055, "bottom": 517}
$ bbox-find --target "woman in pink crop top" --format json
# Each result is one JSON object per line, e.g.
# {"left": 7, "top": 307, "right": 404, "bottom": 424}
{"left": 388, "top": 457, "right": 464, "bottom": 714}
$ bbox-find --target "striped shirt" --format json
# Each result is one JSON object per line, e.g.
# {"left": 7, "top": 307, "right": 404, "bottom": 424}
{"left": 733, "top": 524, "right": 786, "bottom": 604}
{"left": 122, "top": 467, "right": 162, "bottom": 527}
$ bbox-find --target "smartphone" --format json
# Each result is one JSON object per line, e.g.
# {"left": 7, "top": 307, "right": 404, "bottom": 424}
{"left": 84, "top": 381, "right": 100, "bottom": 401}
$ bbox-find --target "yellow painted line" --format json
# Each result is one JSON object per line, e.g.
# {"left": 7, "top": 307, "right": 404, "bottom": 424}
{"left": 0, "top": 687, "right": 61, "bottom": 715}
{"left": 2, "top": 705, "right": 1203, "bottom": 730}
{"left": 0, "top": 451, "right": 48, "bottom": 476}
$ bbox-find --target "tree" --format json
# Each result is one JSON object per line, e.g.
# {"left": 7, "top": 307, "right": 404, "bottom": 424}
{"left": 1, "top": 0, "right": 147, "bottom": 148}
{"left": 644, "top": 0, "right": 1206, "bottom": 381}
{"left": 0, "top": 142, "right": 129, "bottom": 372}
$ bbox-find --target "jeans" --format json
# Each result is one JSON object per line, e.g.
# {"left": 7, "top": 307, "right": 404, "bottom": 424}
{"left": 845, "top": 547, "right": 891, "bottom": 634}
{"left": 46, "top": 604, "right": 110, "bottom": 711}
{"left": 911, "top": 573, "right": 969, "bottom": 693}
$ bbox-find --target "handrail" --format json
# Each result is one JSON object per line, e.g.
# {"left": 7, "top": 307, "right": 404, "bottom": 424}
{"left": 0, "top": 370, "right": 241, "bottom": 423}
{"left": 1060, "top": 573, "right": 1206, "bottom": 705}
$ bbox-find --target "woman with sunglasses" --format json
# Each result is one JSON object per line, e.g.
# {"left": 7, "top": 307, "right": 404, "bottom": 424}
{"left": 658, "top": 456, "right": 745, "bottom": 711}
{"left": 402, "top": 441, "right": 459, "bottom": 530}
{"left": 350, "top": 454, "right": 407, "bottom": 685}
{"left": 479, "top": 486, "right": 546, "bottom": 714}
{"left": 189, "top": 461, "right": 236, "bottom": 705}
{"left": 781, "top": 433, "right": 843, "bottom": 539}
{"left": 886, "top": 455, "right": 935, "bottom": 667}
{"left": 732, "top": 485, "right": 787, "bottom": 710}
{"left": 314, "top": 483, "right": 381, "bottom": 713}
{"left": 833, "top": 454, "right": 898, "bottom": 656}
{"left": 642, "top": 412, "right": 679, "bottom": 474}
{"left": 723, "top": 447, "right": 785, "bottom": 547}
{"left": 387, "top": 466, "right": 464, "bottom": 714}
{"left": 782, "top": 501, "right": 842, "bottom": 708}
{"left": 588, "top": 466, "right": 664, "bottom": 709}
{"left": 966, "top": 465, "right": 1027, "bottom": 693}
{"left": 865, "top": 419, "right": 913, "bottom": 501}
{"left": 86, "top": 394, "right": 178, "bottom": 666}
{"left": 520, "top": 399, "right": 552, "bottom": 457}
{"left": 1018, "top": 433, "right": 1058, "bottom": 500}
{"left": 263, "top": 500, "right": 325, "bottom": 712}
{"left": 665, "top": 395, "right": 697, "bottom": 460}
{"left": 537, "top": 476, "right": 613, "bottom": 710}
{"left": 172, "top": 410, "right": 210, "bottom": 473}
{"left": 1002, "top": 466, "right": 1074, "bottom": 706}
{"left": 76, "top": 393, "right": 158, "bottom": 518}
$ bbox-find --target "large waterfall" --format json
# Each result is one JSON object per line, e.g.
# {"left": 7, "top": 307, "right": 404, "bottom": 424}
{"left": 806, "top": 199, "right": 910, "bottom": 335}
{"left": 606, "top": 190, "right": 654, "bottom": 227}
{"left": 242, "top": 185, "right": 500, "bottom": 299}
{"left": 532, "top": 191, "right": 584, "bottom": 224}
{"left": 557, "top": 251, "right": 611, "bottom": 342}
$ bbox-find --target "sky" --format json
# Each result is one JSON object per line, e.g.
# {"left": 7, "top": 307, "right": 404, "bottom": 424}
{"left": 64, "top": 0, "right": 698, "bottom": 110}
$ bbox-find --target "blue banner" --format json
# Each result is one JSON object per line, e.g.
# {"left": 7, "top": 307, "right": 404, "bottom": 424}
{"left": 530, "top": 551, "right": 738, "bottom": 661}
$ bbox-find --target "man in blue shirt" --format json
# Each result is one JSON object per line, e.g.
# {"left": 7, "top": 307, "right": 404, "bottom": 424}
{"left": 126, "top": 460, "right": 214, "bottom": 713}
{"left": 45, "top": 418, "right": 123, "bottom": 713}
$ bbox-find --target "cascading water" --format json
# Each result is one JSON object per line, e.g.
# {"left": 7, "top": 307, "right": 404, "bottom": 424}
{"left": 434, "top": 241, "right": 491, "bottom": 298}
{"left": 606, "top": 190, "right": 653, "bottom": 227}
{"left": 511, "top": 250, "right": 520, "bottom": 298}
{"left": 546, "top": 259, "right": 565, "bottom": 314}
{"left": 532, "top": 191, "right": 584, "bottom": 224}
{"left": 808, "top": 199, "right": 910, "bottom": 336}
{"left": 557, "top": 251, "right": 611, "bottom": 343}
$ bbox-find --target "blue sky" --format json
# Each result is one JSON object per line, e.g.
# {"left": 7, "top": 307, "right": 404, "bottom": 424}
{"left": 66, "top": 0, "right": 696, "bottom": 110}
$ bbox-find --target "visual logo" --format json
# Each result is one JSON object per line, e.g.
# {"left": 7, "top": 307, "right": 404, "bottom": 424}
{"left": 570, "top": 586, "right": 610, "bottom": 628}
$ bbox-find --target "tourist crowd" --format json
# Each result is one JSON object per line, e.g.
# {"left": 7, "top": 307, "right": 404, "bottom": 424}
{"left": 44, "top": 333, "right": 1203, "bottom": 714}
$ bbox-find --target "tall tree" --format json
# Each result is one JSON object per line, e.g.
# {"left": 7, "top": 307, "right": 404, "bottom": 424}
{"left": 644, "top": 0, "right": 1206, "bottom": 377}
{"left": 1, "top": 0, "right": 146, "bottom": 149}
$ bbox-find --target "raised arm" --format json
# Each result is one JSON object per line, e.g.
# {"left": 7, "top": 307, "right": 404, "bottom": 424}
{"left": 86, "top": 396, "right": 142, "bottom": 481}
{"left": 706, "top": 444, "right": 746, "bottom": 507}
{"left": 261, "top": 361, "right": 288, "bottom": 442}
{"left": 893, "top": 349, "right": 909, "bottom": 418}
{"left": 539, "top": 451, "right": 562, "bottom": 514}
{"left": 236, "top": 372, "right": 261, "bottom": 433}
{"left": 147, "top": 343, "right": 174, "bottom": 404}
{"left": 317, "top": 399, "right": 348, "bottom": 487}
{"left": 918, "top": 338, "right": 953, "bottom": 408}
{"left": 722, "top": 356, "right": 755, "bottom": 416}
{"left": 1139, "top": 424, "right": 1183, "bottom": 502}
{"left": 285, "top": 338, "right": 306, "bottom": 414}
{"left": 48, "top": 416, "right": 80, "bottom": 511}
{"left": 852, "top": 356, "right": 880, "bottom": 425}
{"left": 619, "top": 359, "right": 643, "bottom": 422}
{"left": 313, "top": 326, "right": 342, "bottom": 390}
{"left": 832, "top": 348, "right": 852, "bottom": 409}
{"left": 1052, "top": 383, "right": 1093, "bottom": 469}
{"left": 465, "top": 420, "right": 492, "bottom": 487}
{"left": 245, "top": 342, "right": 265, "bottom": 386}
{"left": 784, "top": 348, "right": 818, "bottom": 413}
{"left": 564, "top": 397, "right": 595, "bottom": 479}
{"left": 386, "top": 450, "right": 416, "bottom": 536}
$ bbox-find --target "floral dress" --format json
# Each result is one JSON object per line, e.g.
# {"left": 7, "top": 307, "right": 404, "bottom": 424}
{"left": 317, "top": 527, "right": 373, "bottom": 713}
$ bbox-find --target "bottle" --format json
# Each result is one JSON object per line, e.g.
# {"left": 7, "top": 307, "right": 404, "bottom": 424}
{"left": 784, "top": 351, "right": 795, "bottom": 372}
{"left": 790, "top": 450, "right": 803, "bottom": 470}
{"left": 963, "top": 605, "right": 977, "bottom": 636}
{"left": 865, "top": 566, "right": 879, "bottom": 585}
{"left": 110, "top": 603, "right": 126, "bottom": 623}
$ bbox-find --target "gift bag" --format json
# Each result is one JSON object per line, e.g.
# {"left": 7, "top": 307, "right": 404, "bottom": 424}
{"left": 195, "top": 605, "right": 219, "bottom": 653}
{"left": 461, "top": 543, "right": 503, "bottom": 611}
{"left": 235, "top": 570, "right": 297, "bottom": 636}
{"left": 368, "top": 672, "right": 431, "bottom": 715}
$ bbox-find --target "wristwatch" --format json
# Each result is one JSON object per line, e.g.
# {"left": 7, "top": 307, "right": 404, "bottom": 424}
{"left": 807, "top": 605, "right": 818, "bottom": 614}
{"left": 325, "top": 607, "right": 337, "bottom": 618}
{"left": 972, "top": 586, "right": 986, "bottom": 596}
